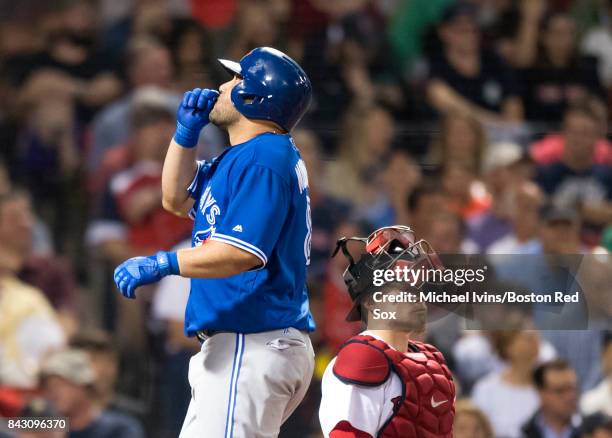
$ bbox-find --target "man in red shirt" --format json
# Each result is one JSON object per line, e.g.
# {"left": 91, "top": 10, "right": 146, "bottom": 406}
{"left": 319, "top": 226, "right": 455, "bottom": 438}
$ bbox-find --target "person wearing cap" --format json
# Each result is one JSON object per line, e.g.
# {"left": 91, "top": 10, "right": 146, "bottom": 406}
{"left": 579, "top": 413, "right": 612, "bottom": 438}
{"left": 319, "top": 226, "right": 455, "bottom": 438}
{"left": 427, "top": 2, "right": 523, "bottom": 125}
{"left": 16, "top": 397, "right": 66, "bottom": 438}
{"left": 40, "top": 349, "right": 143, "bottom": 438}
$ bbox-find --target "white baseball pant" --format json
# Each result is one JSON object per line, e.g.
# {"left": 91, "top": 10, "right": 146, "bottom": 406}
{"left": 178, "top": 327, "right": 314, "bottom": 438}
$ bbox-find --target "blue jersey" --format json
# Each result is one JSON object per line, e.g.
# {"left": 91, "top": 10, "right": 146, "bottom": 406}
{"left": 184, "top": 132, "right": 316, "bottom": 335}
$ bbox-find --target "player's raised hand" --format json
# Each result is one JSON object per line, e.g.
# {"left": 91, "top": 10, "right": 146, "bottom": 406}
{"left": 174, "top": 88, "right": 220, "bottom": 148}
{"left": 113, "top": 251, "right": 179, "bottom": 299}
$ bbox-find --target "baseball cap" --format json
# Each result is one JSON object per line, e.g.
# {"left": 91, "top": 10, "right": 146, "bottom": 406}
{"left": 20, "top": 397, "right": 59, "bottom": 418}
{"left": 40, "top": 349, "right": 96, "bottom": 386}
{"left": 482, "top": 142, "right": 524, "bottom": 173}
{"left": 440, "top": 2, "right": 478, "bottom": 24}
{"left": 539, "top": 203, "right": 579, "bottom": 224}
{"left": 580, "top": 413, "right": 612, "bottom": 435}
{"left": 131, "top": 86, "right": 179, "bottom": 113}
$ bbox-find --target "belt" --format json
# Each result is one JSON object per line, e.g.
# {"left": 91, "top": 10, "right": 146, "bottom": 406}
{"left": 196, "top": 329, "right": 223, "bottom": 343}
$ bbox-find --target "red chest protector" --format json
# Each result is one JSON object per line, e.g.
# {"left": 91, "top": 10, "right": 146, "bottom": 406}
{"left": 333, "top": 335, "right": 455, "bottom": 438}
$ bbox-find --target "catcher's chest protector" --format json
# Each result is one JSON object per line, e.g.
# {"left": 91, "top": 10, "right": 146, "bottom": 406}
{"left": 336, "top": 335, "right": 455, "bottom": 438}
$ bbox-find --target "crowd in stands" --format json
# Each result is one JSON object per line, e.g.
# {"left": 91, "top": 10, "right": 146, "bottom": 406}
{"left": 0, "top": 0, "right": 611, "bottom": 437}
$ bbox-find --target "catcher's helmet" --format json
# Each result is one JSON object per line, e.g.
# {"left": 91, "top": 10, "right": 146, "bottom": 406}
{"left": 332, "top": 225, "right": 444, "bottom": 322}
{"left": 218, "top": 47, "right": 312, "bottom": 131}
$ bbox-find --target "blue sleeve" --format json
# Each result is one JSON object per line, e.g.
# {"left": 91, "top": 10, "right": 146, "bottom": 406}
{"left": 210, "top": 164, "right": 289, "bottom": 268}
{"left": 187, "top": 160, "right": 213, "bottom": 200}
{"left": 187, "top": 160, "right": 212, "bottom": 219}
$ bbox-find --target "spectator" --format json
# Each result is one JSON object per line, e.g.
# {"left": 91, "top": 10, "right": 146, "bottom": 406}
{"left": 534, "top": 103, "right": 612, "bottom": 229}
{"left": 427, "top": 112, "right": 487, "bottom": 173}
{"left": 520, "top": 12, "right": 603, "bottom": 123}
{"left": 70, "top": 331, "right": 120, "bottom": 410}
{"left": 579, "top": 413, "right": 612, "bottom": 438}
{"left": 423, "top": 211, "right": 478, "bottom": 255}
{"left": 90, "top": 87, "right": 177, "bottom": 196}
{"left": 17, "top": 397, "right": 67, "bottom": 438}
{"left": 100, "top": 0, "right": 176, "bottom": 60}
{"left": 487, "top": 181, "right": 545, "bottom": 254}
{"left": 453, "top": 323, "right": 557, "bottom": 395}
{"left": 0, "top": 158, "right": 55, "bottom": 257}
{"left": 582, "top": 0, "right": 612, "bottom": 88}
{"left": 168, "top": 20, "right": 215, "bottom": 92}
{"left": 493, "top": 203, "right": 603, "bottom": 391}
{"left": 0, "top": 167, "right": 80, "bottom": 337}
{"left": 326, "top": 105, "right": 394, "bottom": 203}
{"left": 472, "top": 330, "right": 541, "bottom": 438}
{"left": 40, "top": 349, "right": 144, "bottom": 438}
{"left": 406, "top": 180, "right": 449, "bottom": 238}
{"left": 427, "top": 2, "right": 523, "bottom": 125}
{"left": 529, "top": 96, "right": 612, "bottom": 167}
{"left": 226, "top": 0, "right": 288, "bottom": 62}
{"left": 467, "top": 142, "right": 528, "bottom": 252}
{"left": 580, "top": 332, "right": 612, "bottom": 416}
{"left": 442, "top": 163, "right": 491, "bottom": 221}
{"left": 387, "top": 0, "right": 453, "bottom": 74}
{"left": 15, "top": 91, "right": 80, "bottom": 245}
{"left": 493, "top": 0, "right": 547, "bottom": 69}
{"left": 357, "top": 149, "right": 421, "bottom": 228}
{"left": 454, "top": 399, "right": 494, "bottom": 438}
{"left": 0, "top": 160, "right": 10, "bottom": 195}
{"left": 87, "top": 95, "right": 192, "bottom": 264}
{"left": 89, "top": 37, "right": 176, "bottom": 170}
{"left": 15, "top": 0, "right": 122, "bottom": 122}
{"left": 537, "top": 204, "right": 583, "bottom": 256}
{"left": 0, "top": 189, "right": 66, "bottom": 390}
{"left": 522, "top": 360, "right": 581, "bottom": 438}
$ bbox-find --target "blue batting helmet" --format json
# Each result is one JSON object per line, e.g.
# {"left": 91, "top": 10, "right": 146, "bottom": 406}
{"left": 218, "top": 47, "right": 312, "bottom": 131}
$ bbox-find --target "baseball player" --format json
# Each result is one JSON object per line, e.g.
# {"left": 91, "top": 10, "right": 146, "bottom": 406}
{"left": 319, "top": 226, "right": 456, "bottom": 438}
{"left": 113, "top": 47, "right": 316, "bottom": 437}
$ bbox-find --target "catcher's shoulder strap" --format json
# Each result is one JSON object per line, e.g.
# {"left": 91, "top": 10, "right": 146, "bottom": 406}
{"left": 333, "top": 336, "right": 391, "bottom": 387}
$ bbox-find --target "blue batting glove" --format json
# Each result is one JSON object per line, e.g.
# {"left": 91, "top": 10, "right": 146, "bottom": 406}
{"left": 113, "top": 251, "right": 180, "bottom": 299}
{"left": 174, "top": 88, "right": 220, "bottom": 148}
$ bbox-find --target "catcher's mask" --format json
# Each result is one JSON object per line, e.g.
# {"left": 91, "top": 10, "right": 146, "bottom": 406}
{"left": 332, "top": 225, "right": 444, "bottom": 322}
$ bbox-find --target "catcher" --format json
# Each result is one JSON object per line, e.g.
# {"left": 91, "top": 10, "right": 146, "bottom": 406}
{"left": 319, "top": 225, "right": 456, "bottom": 438}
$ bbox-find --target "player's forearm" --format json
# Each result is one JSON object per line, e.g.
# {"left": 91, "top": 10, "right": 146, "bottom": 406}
{"left": 161, "top": 139, "right": 198, "bottom": 216}
{"left": 176, "top": 240, "right": 262, "bottom": 278}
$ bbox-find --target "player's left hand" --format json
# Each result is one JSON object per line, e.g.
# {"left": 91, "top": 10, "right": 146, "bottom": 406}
{"left": 113, "top": 252, "right": 175, "bottom": 299}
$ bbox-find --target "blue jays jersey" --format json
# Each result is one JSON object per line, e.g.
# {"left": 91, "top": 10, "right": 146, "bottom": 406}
{"left": 184, "top": 132, "right": 316, "bottom": 335}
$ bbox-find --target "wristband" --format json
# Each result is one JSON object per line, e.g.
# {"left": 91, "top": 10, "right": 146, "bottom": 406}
{"left": 173, "top": 122, "right": 200, "bottom": 148}
{"left": 156, "top": 251, "right": 181, "bottom": 276}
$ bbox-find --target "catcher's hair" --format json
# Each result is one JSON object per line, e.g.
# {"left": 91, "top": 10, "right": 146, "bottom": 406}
{"left": 454, "top": 399, "right": 494, "bottom": 438}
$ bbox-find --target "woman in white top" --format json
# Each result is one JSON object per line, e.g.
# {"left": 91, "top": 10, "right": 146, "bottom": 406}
{"left": 471, "top": 330, "right": 541, "bottom": 438}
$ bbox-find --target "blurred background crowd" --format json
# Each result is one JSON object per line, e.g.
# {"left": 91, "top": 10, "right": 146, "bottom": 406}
{"left": 0, "top": 0, "right": 611, "bottom": 437}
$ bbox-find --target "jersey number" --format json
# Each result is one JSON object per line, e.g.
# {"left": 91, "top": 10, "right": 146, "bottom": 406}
{"left": 305, "top": 195, "right": 312, "bottom": 266}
